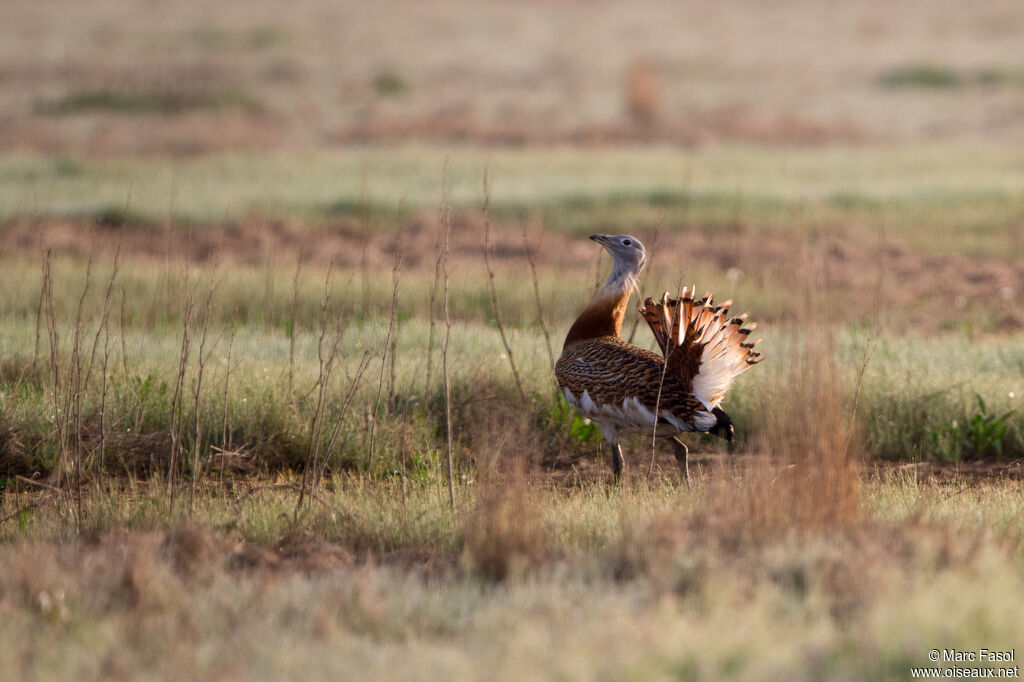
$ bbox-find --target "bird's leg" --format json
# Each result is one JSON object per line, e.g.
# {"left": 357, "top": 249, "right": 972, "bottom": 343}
{"left": 611, "top": 442, "right": 624, "bottom": 481}
{"left": 599, "top": 423, "right": 624, "bottom": 482}
{"left": 671, "top": 437, "right": 689, "bottom": 485}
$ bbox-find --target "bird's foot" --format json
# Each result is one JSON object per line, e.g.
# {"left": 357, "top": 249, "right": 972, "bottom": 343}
{"left": 672, "top": 438, "right": 689, "bottom": 487}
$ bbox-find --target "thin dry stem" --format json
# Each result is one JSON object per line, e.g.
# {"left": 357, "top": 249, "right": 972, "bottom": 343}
{"left": 522, "top": 224, "right": 555, "bottom": 374}
{"left": 93, "top": 252, "right": 122, "bottom": 472}
{"left": 368, "top": 215, "right": 405, "bottom": 473}
{"left": 167, "top": 296, "right": 194, "bottom": 505}
{"left": 359, "top": 167, "right": 371, "bottom": 317}
{"left": 118, "top": 288, "right": 130, "bottom": 383}
{"left": 219, "top": 329, "right": 235, "bottom": 486}
{"left": 296, "top": 264, "right": 346, "bottom": 512}
{"left": 32, "top": 246, "right": 45, "bottom": 374}
{"left": 68, "top": 251, "right": 96, "bottom": 523}
{"left": 316, "top": 350, "right": 373, "bottom": 489}
{"left": 287, "top": 259, "right": 301, "bottom": 397}
{"left": 647, "top": 279, "right": 682, "bottom": 480}
{"left": 426, "top": 193, "right": 445, "bottom": 397}
{"left": 482, "top": 170, "right": 527, "bottom": 404}
{"left": 189, "top": 284, "right": 217, "bottom": 516}
{"left": 40, "top": 248, "right": 74, "bottom": 521}
{"left": 441, "top": 161, "right": 456, "bottom": 512}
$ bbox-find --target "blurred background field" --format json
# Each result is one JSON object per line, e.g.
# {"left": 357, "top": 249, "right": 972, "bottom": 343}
{"left": 5, "top": 0, "right": 1024, "bottom": 151}
{"left": 2, "top": 1, "right": 1024, "bottom": 680}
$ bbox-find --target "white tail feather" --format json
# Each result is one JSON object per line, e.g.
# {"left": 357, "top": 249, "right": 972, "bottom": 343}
{"left": 642, "top": 289, "right": 763, "bottom": 407}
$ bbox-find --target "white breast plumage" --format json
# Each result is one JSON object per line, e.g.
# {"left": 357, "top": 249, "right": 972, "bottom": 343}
{"left": 562, "top": 388, "right": 715, "bottom": 435}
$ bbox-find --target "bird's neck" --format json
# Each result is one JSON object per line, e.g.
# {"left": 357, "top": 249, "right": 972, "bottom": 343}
{"left": 563, "top": 264, "right": 638, "bottom": 347}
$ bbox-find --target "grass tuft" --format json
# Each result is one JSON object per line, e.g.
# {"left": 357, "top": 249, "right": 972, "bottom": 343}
{"left": 462, "top": 466, "right": 548, "bottom": 581}
{"left": 878, "top": 63, "right": 962, "bottom": 89}
{"left": 40, "top": 88, "right": 261, "bottom": 116}
{"left": 372, "top": 72, "right": 409, "bottom": 97}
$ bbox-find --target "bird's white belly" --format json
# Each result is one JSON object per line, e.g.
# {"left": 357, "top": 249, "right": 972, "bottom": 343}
{"left": 562, "top": 388, "right": 701, "bottom": 435}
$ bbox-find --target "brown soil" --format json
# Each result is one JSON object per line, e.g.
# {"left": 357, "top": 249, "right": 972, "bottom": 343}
{"left": 545, "top": 447, "right": 1024, "bottom": 488}
{"left": 870, "top": 458, "right": 1024, "bottom": 484}
{"left": 332, "top": 107, "right": 870, "bottom": 149}
{"left": 6, "top": 215, "right": 1024, "bottom": 332}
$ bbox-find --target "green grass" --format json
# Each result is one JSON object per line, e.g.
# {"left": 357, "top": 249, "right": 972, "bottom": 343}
{"left": 1, "top": 145, "right": 1023, "bottom": 681}
{"left": 878, "top": 64, "right": 963, "bottom": 89}
{"left": 4, "top": 0, "right": 1024, "bottom": 676}
{"left": 4, "top": 144, "right": 1024, "bottom": 256}
{"left": 372, "top": 72, "right": 410, "bottom": 97}
{"left": 878, "top": 63, "right": 1024, "bottom": 90}
{"left": 187, "top": 25, "right": 289, "bottom": 52}
{"left": 39, "top": 88, "right": 261, "bottom": 116}
{"left": 2, "top": 261, "right": 1023, "bottom": 478}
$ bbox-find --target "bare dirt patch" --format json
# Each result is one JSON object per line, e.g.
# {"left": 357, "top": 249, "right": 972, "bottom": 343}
{"left": 6, "top": 215, "right": 1024, "bottom": 332}
{"left": 333, "top": 106, "right": 871, "bottom": 149}
{"left": 0, "top": 112, "right": 287, "bottom": 157}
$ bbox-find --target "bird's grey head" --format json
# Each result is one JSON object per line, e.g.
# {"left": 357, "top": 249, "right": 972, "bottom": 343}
{"left": 590, "top": 234, "right": 647, "bottom": 278}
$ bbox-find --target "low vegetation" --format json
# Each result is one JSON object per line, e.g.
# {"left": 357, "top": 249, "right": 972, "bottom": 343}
{"left": 878, "top": 63, "right": 1024, "bottom": 90}
{"left": 2, "top": 1, "right": 1024, "bottom": 667}
{"left": 1, "top": 419, "right": 1021, "bottom": 680}
{"left": 0, "top": 137, "right": 1020, "bottom": 679}
{"left": 2, "top": 0, "right": 1023, "bottom": 678}
{"left": 39, "top": 88, "right": 261, "bottom": 116}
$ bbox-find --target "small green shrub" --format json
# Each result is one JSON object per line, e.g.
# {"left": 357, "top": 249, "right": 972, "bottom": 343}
{"left": 878, "top": 64, "right": 961, "bottom": 89}
{"left": 537, "top": 387, "right": 602, "bottom": 444}
{"left": 372, "top": 72, "right": 409, "bottom": 97}
{"left": 40, "top": 88, "right": 259, "bottom": 115}
{"left": 944, "top": 394, "right": 1013, "bottom": 459}
{"left": 190, "top": 26, "right": 286, "bottom": 51}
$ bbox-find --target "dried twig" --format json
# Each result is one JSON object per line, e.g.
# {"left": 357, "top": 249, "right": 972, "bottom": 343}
{"left": 167, "top": 296, "right": 194, "bottom": 505}
{"left": 368, "top": 212, "right": 405, "bottom": 473}
{"left": 522, "top": 224, "right": 555, "bottom": 374}
{"left": 482, "top": 170, "right": 527, "bottom": 404}
{"left": 90, "top": 250, "right": 122, "bottom": 472}
{"left": 426, "top": 181, "right": 445, "bottom": 397}
{"left": 118, "top": 287, "right": 130, "bottom": 383}
{"left": 647, "top": 280, "right": 683, "bottom": 480}
{"left": 359, "top": 167, "right": 371, "bottom": 317}
{"left": 296, "top": 264, "right": 345, "bottom": 512}
{"left": 15, "top": 475, "right": 64, "bottom": 494}
{"left": 842, "top": 228, "right": 884, "bottom": 460}
{"left": 32, "top": 247, "right": 45, "bottom": 374}
{"left": 220, "top": 329, "right": 236, "bottom": 486}
{"left": 441, "top": 163, "right": 456, "bottom": 512}
{"left": 316, "top": 350, "right": 373, "bottom": 489}
{"left": 190, "top": 283, "right": 217, "bottom": 515}
{"left": 287, "top": 259, "right": 301, "bottom": 397}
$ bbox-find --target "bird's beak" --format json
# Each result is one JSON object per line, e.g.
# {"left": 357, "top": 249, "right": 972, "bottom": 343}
{"left": 589, "top": 234, "right": 609, "bottom": 245}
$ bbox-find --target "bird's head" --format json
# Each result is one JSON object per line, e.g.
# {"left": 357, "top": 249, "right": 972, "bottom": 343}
{"left": 590, "top": 234, "right": 647, "bottom": 276}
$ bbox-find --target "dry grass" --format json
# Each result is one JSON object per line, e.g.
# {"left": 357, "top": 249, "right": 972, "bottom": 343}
{"left": 462, "top": 465, "right": 549, "bottom": 581}
{"left": 2, "top": 1, "right": 1024, "bottom": 677}
{"left": 0, "top": 469, "right": 1021, "bottom": 680}
{"left": 0, "top": 311, "right": 1020, "bottom": 677}
{"left": 716, "top": 340, "right": 862, "bottom": 541}
{"left": 4, "top": 0, "right": 1024, "bottom": 153}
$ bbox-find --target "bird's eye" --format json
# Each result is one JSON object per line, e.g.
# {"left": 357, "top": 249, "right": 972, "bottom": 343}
{"left": 623, "top": 239, "right": 632, "bottom": 246}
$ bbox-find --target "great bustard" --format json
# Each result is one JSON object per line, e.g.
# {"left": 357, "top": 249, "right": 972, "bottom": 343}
{"left": 554, "top": 234, "right": 763, "bottom": 480}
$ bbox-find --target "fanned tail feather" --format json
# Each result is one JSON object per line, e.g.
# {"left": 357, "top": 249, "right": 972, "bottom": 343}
{"left": 639, "top": 289, "right": 763, "bottom": 406}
